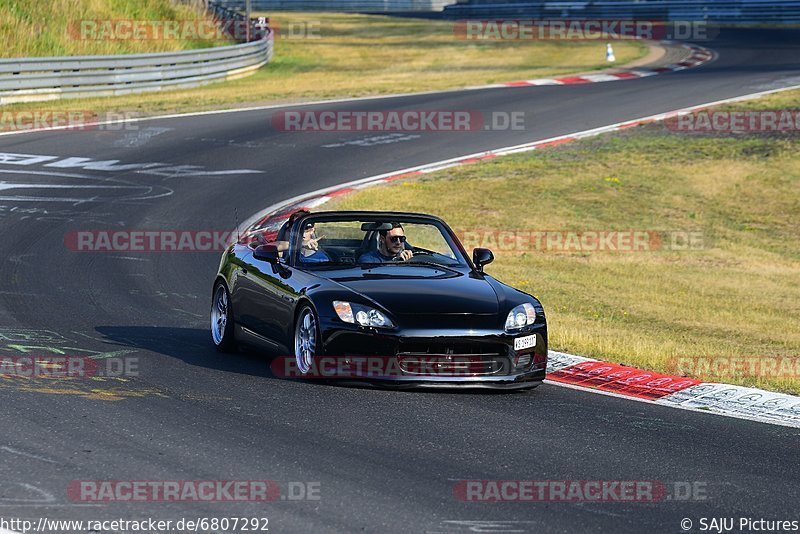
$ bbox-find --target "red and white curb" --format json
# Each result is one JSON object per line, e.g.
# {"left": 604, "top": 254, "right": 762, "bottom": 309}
{"left": 546, "top": 352, "right": 800, "bottom": 429}
{"left": 241, "top": 83, "right": 800, "bottom": 429}
{"left": 487, "top": 43, "right": 715, "bottom": 88}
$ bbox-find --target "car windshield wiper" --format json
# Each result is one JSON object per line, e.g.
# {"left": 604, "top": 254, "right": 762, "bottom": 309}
{"left": 383, "top": 261, "right": 461, "bottom": 270}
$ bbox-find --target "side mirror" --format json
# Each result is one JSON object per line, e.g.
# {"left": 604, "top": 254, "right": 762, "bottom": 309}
{"left": 473, "top": 248, "right": 494, "bottom": 273}
{"left": 253, "top": 244, "right": 280, "bottom": 263}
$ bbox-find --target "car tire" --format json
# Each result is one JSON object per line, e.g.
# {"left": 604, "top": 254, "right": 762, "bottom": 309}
{"left": 211, "top": 281, "right": 236, "bottom": 352}
{"left": 294, "top": 304, "right": 320, "bottom": 375}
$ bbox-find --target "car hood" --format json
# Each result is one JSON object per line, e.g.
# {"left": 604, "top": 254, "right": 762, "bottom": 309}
{"left": 327, "top": 265, "right": 500, "bottom": 316}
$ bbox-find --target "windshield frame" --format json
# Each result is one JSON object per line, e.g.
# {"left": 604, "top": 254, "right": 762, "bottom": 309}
{"left": 286, "top": 212, "right": 473, "bottom": 271}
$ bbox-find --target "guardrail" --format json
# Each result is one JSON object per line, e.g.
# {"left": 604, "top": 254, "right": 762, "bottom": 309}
{"left": 442, "top": 0, "right": 800, "bottom": 24}
{"left": 213, "top": 0, "right": 455, "bottom": 12}
{"left": 0, "top": 2, "right": 272, "bottom": 106}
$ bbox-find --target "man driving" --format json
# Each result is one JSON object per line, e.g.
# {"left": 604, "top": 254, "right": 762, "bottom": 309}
{"left": 359, "top": 222, "right": 414, "bottom": 263}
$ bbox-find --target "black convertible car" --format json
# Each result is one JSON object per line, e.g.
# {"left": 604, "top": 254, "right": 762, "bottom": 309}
{"left": 211, "top": 211, "right": 547, "bottom": 388}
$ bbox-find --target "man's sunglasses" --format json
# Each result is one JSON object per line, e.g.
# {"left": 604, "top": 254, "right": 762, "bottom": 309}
{"left": 388, "top": 235, "right": 406, "bottom": 243}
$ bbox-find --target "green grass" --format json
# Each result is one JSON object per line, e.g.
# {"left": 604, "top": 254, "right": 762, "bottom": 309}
{"left": 0, "top": 11, "right": 646, "bottom": 116}
{"left": 0, "top": 0, "right": 228, "bottom": 57}
{"left": 325, "top": 89, "right": 800, "bottom": 395}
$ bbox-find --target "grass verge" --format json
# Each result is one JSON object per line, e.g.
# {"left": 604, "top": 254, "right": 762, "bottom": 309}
{"left": 325, "top": 89, "right": 800, "bottom": 395}
{"left": 1, "top": 11, "right": 645, "bottom": 116}
{"left": 0, "top": 0, "right": 227, "bottom": 56}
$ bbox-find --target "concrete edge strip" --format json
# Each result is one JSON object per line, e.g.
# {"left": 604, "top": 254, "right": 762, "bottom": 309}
{"left": 238, "top": 82, "right": 800, "bottom": 429}
{"left": 0, "top": 42, "right": 714, "bottom": 138}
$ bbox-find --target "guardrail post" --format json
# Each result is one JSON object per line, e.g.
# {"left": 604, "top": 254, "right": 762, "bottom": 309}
{"left": 246, "top": 0, "right": 252, "bottom": 42}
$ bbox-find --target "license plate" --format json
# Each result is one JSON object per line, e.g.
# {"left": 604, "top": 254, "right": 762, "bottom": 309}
{"left": 514, "top": 334, "right": 536, "bottom": 351}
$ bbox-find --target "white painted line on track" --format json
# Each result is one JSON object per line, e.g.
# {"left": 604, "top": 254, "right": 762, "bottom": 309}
{"left": 0, "top": 446, "right": 56, "bottom": 464}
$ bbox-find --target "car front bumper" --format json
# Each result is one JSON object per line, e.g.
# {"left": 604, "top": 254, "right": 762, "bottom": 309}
{"left": 306, "top": 317, "right": 548, "bottom": 389}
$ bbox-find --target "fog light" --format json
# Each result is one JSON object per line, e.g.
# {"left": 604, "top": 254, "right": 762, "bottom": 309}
{"left": 516, "top": 353, "right": 532, "bottom": 369}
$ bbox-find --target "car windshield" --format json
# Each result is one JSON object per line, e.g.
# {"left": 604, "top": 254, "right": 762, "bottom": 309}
{"left": 292, "top": 217, "right": 467, "bottom": 269}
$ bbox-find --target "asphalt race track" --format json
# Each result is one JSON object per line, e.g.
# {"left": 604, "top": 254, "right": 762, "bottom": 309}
{"left": 0, "top": 29, "right": 798, "bottom": 533}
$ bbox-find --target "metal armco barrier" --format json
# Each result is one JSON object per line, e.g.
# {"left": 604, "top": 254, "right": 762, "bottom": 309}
{"left": 213, "top": 0, "right": 455, "bottom": 11}
{"left": 441, "top": 0, "right": 800, "bottom": 24}
{"left": 0, "top": 3, "right": 272, "bottom": 105}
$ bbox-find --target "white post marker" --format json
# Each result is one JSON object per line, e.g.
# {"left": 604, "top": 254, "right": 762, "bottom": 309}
{"left": 606, "top": 43, "right": 616, "bottom": 62}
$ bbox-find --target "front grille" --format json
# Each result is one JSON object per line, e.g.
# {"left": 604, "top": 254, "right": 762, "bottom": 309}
{"left": 396, "top": 342, "right": 510, "bottom": 376}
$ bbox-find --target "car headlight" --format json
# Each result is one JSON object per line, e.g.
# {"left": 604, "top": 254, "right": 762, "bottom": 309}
{"left": 333, "top": 301, "right": 394, "bottom": 328}
{"left": 505, "top": 303, "right": 536, "bottom": 331}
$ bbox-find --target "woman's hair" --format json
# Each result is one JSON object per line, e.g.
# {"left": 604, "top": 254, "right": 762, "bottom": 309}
{"left": 277, "top": 209, "right": 311, "bottom": 241}
{"left": 287, "top": 209, "right": 310, "bottom": 225}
